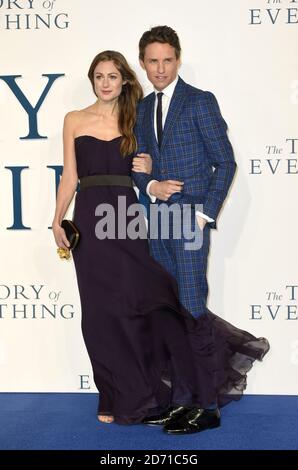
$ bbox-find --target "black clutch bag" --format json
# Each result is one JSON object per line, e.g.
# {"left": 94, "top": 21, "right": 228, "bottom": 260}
{"left": 61, "top": 219, "right": 80, "bottom": 250}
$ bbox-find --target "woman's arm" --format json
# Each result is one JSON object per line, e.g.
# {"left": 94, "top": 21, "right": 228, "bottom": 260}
{"left": 132, "top": 153, "right": 152, "bottom": 174}
{"left": 52, "top": 112, "right": 79, "bottom": 249}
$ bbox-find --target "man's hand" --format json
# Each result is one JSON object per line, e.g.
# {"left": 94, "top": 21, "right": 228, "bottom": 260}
{"left": 196, "top": 215, "right": 207, "bottom": 231}
{"left": 132, "top": 153, "right": 152, "bottom": 174}
{"left": 150, "top": 180, "right": 184, "bottom": 201}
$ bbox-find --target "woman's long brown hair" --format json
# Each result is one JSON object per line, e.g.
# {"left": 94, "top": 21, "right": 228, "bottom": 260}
{"left": 88, "top": 51, "right": 143, "bottom": 156}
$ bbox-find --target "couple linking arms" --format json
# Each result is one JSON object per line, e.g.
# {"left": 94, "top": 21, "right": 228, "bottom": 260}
{"left": 52, "top": 26, "right": 269, "bottom": 434}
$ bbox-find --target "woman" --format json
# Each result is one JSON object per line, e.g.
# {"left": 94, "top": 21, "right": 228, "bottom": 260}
{"left": 52, "top": 51, "right": 269, "bottom": 426}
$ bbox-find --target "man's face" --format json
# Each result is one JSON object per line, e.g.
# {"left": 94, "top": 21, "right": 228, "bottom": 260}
{"left": 140, "top": 42, "right": 181, "bottom": 91}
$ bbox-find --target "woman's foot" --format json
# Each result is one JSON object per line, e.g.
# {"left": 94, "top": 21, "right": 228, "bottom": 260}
{"left": 98, "top": 414, "right": 114, "bottom": 423}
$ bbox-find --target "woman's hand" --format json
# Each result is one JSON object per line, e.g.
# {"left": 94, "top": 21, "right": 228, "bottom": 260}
{"left": 132, "top": 153, "right": 152, "bottom": 174}
{"left": 52, "top": 222, "right": 70, "bottom": 249}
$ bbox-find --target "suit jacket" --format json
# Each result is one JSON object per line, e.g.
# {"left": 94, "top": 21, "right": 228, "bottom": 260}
{"left": 132, "top": 76, "right": 236, "bottom": 229}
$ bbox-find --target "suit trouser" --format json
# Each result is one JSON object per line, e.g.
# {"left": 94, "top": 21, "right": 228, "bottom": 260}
{"left": 149, "top": 207, "right": 218, "bottom": 408}
{"left": 149, "top": 206, "right": 210, "bottom": 318}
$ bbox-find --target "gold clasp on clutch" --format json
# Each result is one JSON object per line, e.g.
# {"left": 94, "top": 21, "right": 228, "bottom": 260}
{"left": 57, "top": 247, "right": 71, "bottom": 260}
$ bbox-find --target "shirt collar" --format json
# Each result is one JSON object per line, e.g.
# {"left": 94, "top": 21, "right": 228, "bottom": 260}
{"left": 154, "top": 75, "right": 179, "bottom": 99}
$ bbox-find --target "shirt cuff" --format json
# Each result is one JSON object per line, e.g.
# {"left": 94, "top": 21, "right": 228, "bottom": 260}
{"left": 146, "top": 180, "right": 158, "bottom": 203}
{"left": 195, "top": 211, "right": 214, "bottom": 223}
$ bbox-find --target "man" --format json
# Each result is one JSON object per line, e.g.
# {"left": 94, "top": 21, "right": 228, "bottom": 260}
{"left": 132, "top": 26, "right": 236, "bottom": 434}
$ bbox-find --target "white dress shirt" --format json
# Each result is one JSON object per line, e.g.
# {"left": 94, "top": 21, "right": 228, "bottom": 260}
{"left": 145, "top": 76, "right": 214, "bottom": 223}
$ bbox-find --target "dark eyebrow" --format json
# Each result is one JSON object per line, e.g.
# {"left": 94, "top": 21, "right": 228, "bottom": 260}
{"left": 148, "top": 57, "right": 174, "bottom": 61}
{"left": 94, "top": 72, "right": 119, "bottom": 76}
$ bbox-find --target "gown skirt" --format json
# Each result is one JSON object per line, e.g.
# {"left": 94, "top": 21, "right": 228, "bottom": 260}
{"left": 72, "top": 135, "right": 270, "bottom": 424}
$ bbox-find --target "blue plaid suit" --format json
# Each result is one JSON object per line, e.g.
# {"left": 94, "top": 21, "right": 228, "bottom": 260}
{"left": 132, "top": 77, "right": 236, "bottom": 318}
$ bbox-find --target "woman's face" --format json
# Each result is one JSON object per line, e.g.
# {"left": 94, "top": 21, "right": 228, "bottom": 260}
{"left": 93, "top": 60, "right": 125, "bottom": 103}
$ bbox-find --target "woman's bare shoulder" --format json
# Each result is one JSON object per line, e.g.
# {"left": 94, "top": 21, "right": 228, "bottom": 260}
{"left": 65, "top": 106, "right": 95, "bottom": 122}
{"left": 64, "top": 109, "right": 83, "bottom": 122}
{"left": 64, "top": 110, "right": 89, "bottom": 133}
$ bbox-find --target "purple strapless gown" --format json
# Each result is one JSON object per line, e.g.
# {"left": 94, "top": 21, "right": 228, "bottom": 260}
{"left": 72, "top": 135, "right": 269, "bottom": 424}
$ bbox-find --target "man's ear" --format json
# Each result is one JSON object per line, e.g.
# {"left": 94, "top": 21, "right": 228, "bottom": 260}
{"left": 139, "top": 59, "right": 146, "bottom": 70}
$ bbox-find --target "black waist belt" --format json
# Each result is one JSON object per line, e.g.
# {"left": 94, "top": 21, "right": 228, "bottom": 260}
{"left": 79, "top": 174, "right": 133, "bottom": 190}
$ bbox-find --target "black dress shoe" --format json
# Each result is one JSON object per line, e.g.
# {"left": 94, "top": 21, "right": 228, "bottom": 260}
{"left": 164, "top": 407, "right": 221, "bottom": 434}
{"left": 142, "top": 406, "right": 190, "bottom": 426}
